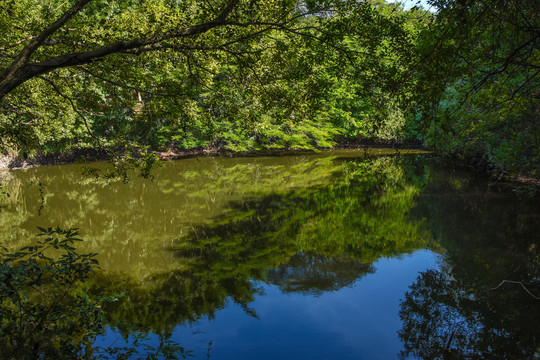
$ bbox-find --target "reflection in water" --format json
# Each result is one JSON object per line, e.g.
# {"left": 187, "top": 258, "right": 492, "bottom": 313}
{"left": 265, "top": 252, "right": 374, "bottom": 295}
{"left": 2, "top": 150, "right": 412, "bottom": 275}
{"left": 95, "top": 251, "right": 441, "bottom": 360}
{"left": 85, "top": 152, "right": 430, "bottom": 340}
{"left": 399, "top": 167, "right": 540, "bottom": 359}
{"left": 1, "top": 150, "right": 539, "bottom": 359}
{"left": 399, "top": 266, "right": 540, "bottom": 360}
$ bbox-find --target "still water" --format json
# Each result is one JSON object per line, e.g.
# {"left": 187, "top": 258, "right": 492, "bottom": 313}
{"left": 1, "top": 149, "right": 539, "bottom": 359}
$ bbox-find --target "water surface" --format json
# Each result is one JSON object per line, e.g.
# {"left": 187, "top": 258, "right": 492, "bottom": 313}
{"left": 1, "top": 149, "right": 538, "bottom": 359}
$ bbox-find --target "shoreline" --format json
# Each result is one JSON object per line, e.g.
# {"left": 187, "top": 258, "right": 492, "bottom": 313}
{"left": 1, "top": 145, "right": 538, "bottom": 189}
{"left": 0, "top": 141, "right": 423, "bottom": 170}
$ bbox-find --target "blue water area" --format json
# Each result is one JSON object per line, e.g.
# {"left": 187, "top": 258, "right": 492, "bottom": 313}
{"left": 95, "top": 250, "right": 439, "bottom": 359}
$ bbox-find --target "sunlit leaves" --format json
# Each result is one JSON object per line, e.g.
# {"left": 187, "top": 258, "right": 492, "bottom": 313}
{"left": 0, "top": 0, "right": 422, "bottom": 162}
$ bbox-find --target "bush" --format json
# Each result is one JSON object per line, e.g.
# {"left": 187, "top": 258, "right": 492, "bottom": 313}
{"left": 0, "top": 227, "right": 103, "bottom": 359}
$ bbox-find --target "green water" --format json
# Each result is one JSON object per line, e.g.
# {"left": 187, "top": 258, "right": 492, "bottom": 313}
{"left": 0, "top": 149, "right": 538, "bottom": 359}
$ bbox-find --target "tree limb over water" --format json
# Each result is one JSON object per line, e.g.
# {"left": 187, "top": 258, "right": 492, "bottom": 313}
{"left": 0, "top": 0, "right": 359, "bottom": 101}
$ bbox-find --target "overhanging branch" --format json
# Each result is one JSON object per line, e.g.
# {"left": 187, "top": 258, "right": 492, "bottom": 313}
{"left": 0, "top": 0, "right": 240, "bottom": 100}
{"left": 0, "top": 0, "right": 92, "bottom": 87}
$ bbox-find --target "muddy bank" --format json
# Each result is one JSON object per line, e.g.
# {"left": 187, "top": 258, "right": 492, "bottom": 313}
{"left": 0, "top": 147, "right": 239, "bottom": 170}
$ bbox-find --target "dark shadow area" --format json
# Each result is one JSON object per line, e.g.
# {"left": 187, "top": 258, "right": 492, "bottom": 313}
{"left": 399, "top": 166, "right": 540, "bottom": 359}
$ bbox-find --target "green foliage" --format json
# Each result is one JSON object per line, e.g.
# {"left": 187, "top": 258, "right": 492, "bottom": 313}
{"left": 0, "top": 227, "right": 197, "bottom": 359}
{"left": 0, "top": 0, "right": 423, "bottom": 166}
{"left": 4, "top": 0, "right": 537, "bottom": 178}
{"left": 0, "top": 227, "right": 102, "bottom": 359}
{"left": 414, "top": 0, "right": 540, "bottom": 176}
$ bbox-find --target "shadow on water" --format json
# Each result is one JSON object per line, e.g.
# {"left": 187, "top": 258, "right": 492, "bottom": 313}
{"left": 399, "top": 165, "right": 540, "bottom": 359}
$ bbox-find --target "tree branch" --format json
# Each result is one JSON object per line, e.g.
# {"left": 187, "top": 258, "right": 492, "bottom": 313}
{"left": 80, "top": 67, "right": 155, "bottom": 95}
{"left": 491, "top": 280, "right": 540, "bottom": 300}
{"left": 0, "top": 0, "right": 92, "bottom": 85}
{"left": 0, "top": 0, "right": 240, "bottom": 100}
{"left": 38, "top": 75, "right": 104, "bottom": 150}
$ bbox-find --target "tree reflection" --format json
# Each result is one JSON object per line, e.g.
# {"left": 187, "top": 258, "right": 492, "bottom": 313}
{"left": 399, "top": 266, "right": 540, "bottom": 359}
{"left": 91, "top": 269, "right": 260, "bottom": 337}
{"left": 400, "top": 166, "right": 540, "bottom": 359}
{"left": 399, "top": 268, "right": 484, "bottom": 360}
{"left": 85, "top": 155, "right": 430, "bottom": 335}
{"left": 265, "top": 252, "right": 374, "bottom": 295}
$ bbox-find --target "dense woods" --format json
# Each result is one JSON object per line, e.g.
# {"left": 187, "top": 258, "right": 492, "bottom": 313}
{"left": 1, "top": 0, "right": 537, "bottom": 178}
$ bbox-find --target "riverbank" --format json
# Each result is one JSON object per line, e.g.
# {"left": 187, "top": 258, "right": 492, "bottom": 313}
{"left": 1, "top": 144, "right": 538, "bottom": 190}
{"left": 0, "top": 139, "right": 423, "bottom": 170}
{"left": 0, "top": 148, "right": 110, "bottom": 170}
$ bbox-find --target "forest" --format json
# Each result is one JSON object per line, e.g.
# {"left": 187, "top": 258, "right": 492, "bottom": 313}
{"left": 1, "top": 0, "right": 537, "bottom": 180}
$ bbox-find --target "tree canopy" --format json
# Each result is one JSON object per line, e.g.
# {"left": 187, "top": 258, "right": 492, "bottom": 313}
{"left": 0, "top": 0, "right": 538, "bottom": 177}
{"left": 415, "top": 0, "right": 539, "bottom": 176}
{"left": 0, "top": 0, "right": 420, "bottom": 165}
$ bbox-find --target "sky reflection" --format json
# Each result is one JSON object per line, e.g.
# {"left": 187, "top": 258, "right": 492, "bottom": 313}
{"left": 96, "top": 250, "right": 439, "bottom": 360}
